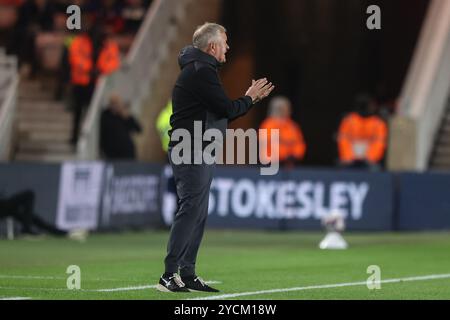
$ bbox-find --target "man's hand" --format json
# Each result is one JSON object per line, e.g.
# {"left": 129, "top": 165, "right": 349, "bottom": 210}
{"left": 245, "top": 78, "right": 275, "bottom": 104}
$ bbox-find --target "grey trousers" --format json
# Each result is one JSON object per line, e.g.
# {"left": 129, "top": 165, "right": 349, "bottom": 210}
{"left": 164, "top": 156, "right": 214, "bottom": 277}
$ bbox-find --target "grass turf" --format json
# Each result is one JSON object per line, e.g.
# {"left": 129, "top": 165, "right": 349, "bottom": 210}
{"left": 1, "top": 230, "right": 450, "bottom": 300}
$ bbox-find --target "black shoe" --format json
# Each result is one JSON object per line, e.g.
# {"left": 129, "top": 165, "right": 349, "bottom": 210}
{"left": 156, "top": 273, "right": 190, "bottom": 293}
{"left": 181, "top": 275, "right": 220, "bottom": 292}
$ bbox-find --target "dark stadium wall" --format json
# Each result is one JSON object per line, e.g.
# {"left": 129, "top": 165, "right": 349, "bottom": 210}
{"left": 220, "top": 0, "right": 429, "bottom": 166}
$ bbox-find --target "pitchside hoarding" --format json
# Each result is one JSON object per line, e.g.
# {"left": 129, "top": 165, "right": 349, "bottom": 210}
{"left": 56, "top": 162, "right": 104, "bottom": 230}
{"left": 2, "top": 163, "right": 450, "bottom": 232}
{"left": 0, "top": 163, "right": 60, "bottom": 227}
{"left": 397, "top": 172, "right": 450, "bottom": 230}
{"left": 99, "top": 162, "right": 162, "bottom": 230}
{"left": 206, "top": 166, "right": 394, "bottom": 230}
{"left": 0, "top": 162, "right": 163, "bottom": 232}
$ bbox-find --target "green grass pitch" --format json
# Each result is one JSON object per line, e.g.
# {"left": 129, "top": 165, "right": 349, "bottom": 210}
{"left": 1, "top": 230, "right": 450, "bottom": 300}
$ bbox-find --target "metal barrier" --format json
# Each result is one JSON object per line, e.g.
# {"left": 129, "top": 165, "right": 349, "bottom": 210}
{"left": 388, "top": 0, "right": 450, "bottom": 170}
{"left": 77, "top": 0, "right": 190, "bottom": 160}
{"left": 0, "top": 52, "right": 18, "bottom": 161}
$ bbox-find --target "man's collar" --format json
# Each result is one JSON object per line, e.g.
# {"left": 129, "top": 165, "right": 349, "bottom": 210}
{"left": 192, "top": 46, "right": 221, "bottom": 68}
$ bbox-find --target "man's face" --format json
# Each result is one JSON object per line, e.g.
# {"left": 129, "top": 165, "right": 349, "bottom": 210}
{"left": 109, "top": 94, "right": 122, "bottom": 112}
{"left": 210, "top": 31, "right": 229, "bottom": 63}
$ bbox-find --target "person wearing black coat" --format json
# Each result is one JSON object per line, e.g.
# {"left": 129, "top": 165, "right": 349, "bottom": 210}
{"left": 157, "top": 22, "right": 274, "bottom": 293}
{"left": 100, "top": 94, "right": 142, "bottom": 160}
{"left": 0, "top": 190, "right": 66, "bottom": 237}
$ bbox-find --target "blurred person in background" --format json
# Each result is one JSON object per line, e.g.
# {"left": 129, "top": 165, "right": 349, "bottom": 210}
{"left": 100, "top": 93, "right": 141, "bottom": 160}
{"left": 156, "top": 100, "right": 173, "bottom": 154}
{"left": 259, "top": 96, "right": 306, "bottom": 169}
{"left": 0, "top": 1, "right": 22, "bottom": 54}
{"left": 121, "top": 0, "right": 149, "bottom": 34}
{"left": 156, "top": 100, "right": 178, "bottom": 228}
{"left": 337, "top": 93, "right": 388, "bottom": 170}
{"left": 94, "top": 0, "right": 125, "bottom": 34}
{"left": 69, "top": 19, "right": 120, "bottom": 146}
{"left": 54, "top": 33, "right": 75, "bottom": 101}
{"left": 53, "top": 0, "right": 77, "bottom": 100}
{"left": 10, "top": 0, "right": 55, "bottom": 77}
{"left": 0, "top": 190, "right": 66, "bottom": 237}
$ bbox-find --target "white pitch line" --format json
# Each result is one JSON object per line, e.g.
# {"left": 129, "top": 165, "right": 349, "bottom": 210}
{"left": 0, "top": 281, "right": 222, "bottom": 293}
{"left": 0, "top": 275, "right": 65, "bottom": 280}
{"left": 190, "top": 273, "right": 450, "bottom": 300}
{"left": 92, "top": 285, "right": 156, "bottom": 292}
{"left": 91, "top": 281, "right": 222, "bottom": 292}
{"left": 0, "top": 275, "right": 129, "bottom": 282}
{"left": 0, "top": 297, "right": 32, "bottom": 300}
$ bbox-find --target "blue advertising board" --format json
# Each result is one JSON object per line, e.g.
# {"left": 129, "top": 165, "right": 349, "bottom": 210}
{"left": 397, "top": 172, "right": 450, "bottom": 230}
{"left": 2, "top": 162, "right": 450, "bottom": 233}
{"left": 206, "top": 166, "right": 394, "bottom": 230}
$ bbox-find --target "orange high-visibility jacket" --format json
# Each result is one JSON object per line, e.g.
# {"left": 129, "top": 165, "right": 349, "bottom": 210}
{"left": 259, "top": 117, "right": 306, "bottom": 163}
{"left": 337, "top": 112, "right": 387, "bottom": 163}
{"left": 69, "top": 34, "right": 120, "bottom": 86}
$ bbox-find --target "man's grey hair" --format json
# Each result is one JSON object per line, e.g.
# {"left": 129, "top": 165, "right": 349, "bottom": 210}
{"left": 192, "top": 22, "right": 226, "bottom": 50}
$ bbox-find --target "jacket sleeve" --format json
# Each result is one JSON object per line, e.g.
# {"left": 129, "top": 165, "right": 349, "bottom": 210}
{"left": 292, "top": 123, "right": 306, "bottom": 160}
{"left": 192, "top": 66, "right": 253, "bottom": 120}
{"left": 367, "top": 118, "right": 387, "bottom": 162}
{"left": 125, "top": 116, "right": 142, "bottom": 133}
{"left": 337, "top": 117, "right": 354, "bottom": 162}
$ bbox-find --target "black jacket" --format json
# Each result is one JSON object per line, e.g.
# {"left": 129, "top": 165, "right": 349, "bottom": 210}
{"left": 168, "top": 46, "right": 254, "bottom": 148}
{"left": 100, "top": 108, "right": 142, "bottom": 160}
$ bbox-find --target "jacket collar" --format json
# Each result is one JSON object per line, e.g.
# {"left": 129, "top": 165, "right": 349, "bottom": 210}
{"left": 178, "top": 45, "right": 221, "bottom": 69}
